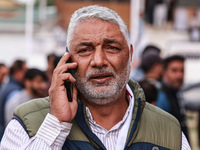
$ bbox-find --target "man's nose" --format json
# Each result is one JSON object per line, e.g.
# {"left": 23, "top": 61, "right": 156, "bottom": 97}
{"left": 91, "top": 46, "right": 107, "bottom": 68}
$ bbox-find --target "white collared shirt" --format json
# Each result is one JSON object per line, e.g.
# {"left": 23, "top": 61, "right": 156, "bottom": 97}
{"left": 86, "top": 85, "right": 134, "bottom": 150}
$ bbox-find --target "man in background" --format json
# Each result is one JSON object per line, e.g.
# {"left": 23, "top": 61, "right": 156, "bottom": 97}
{"left": 156, "top": 55, "right": 189, "bottom": 141}
{"left": 139, "top": 79, "right": 158, "bottom": 105}
{"left": 5, "top": 68, "right": 48, "bottom": 125}
{"left": 130, "top": 45, "right": 162, "bottom": 83}
{"left": 140, "top": 48, "right": 163, "bottom": 89}
{"left": 0, "top": 63, "right": 9, "bottom": 89}
{"left": 0, "top": 59, "right": 27, "bottom": 140}
{"left": 46, "top": 53, "right": 56, "bottom": 82}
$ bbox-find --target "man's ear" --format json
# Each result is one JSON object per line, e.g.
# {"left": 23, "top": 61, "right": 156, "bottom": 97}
{"left": 130, "top": 44, "right": 134, "bottom": 61}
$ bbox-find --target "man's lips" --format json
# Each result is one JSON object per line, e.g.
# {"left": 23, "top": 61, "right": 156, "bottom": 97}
{"left": 89, "top": 72, "right": 113, "bottom": 83}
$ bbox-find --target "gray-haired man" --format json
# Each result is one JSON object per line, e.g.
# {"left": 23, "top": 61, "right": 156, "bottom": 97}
{"left": 1, "top": 5, "right": 190, "bottom": 150}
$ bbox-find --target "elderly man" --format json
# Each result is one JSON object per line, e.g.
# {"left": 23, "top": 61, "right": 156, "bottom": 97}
{"left": 0, "top": 5, "right": 190, "bottom": 150}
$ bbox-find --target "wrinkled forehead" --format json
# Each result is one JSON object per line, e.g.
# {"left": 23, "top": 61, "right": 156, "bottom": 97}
{"left": 70, "top": 19, "right": 129, "bottom": 51}
{"left": 68, "top": 17, "right": 130, "bottom": 50}
{"left": 74, "top": 18, "right": 120, "bottom": 33}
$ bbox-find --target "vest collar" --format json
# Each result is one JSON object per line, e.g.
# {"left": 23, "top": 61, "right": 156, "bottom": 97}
{"left": 75, "top": 80, "right": 146, "bottom": 149}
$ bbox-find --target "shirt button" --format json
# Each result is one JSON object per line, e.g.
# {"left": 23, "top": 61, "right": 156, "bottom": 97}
{"left": 53, "top": 128, "right": 59, "bottom": 134}
{"left": 106, "top": 133, "right": 110, "bottom": 137}
{"left": 152, "top": 146, "right": 159, "bottom": 150}
{"left": 86, "top": 113, "right": 90, "bottom": 118}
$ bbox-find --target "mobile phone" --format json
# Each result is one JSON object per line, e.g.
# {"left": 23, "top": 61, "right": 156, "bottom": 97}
{"left": 64, "top": 47, "right": 72, "bottom": 102}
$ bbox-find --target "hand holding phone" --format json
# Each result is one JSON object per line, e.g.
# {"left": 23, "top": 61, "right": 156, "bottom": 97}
{"left": 49, "top": 50, "right": 78, "bottom": 123}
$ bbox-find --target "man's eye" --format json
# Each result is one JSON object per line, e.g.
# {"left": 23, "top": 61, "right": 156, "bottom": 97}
{"left": 78, "top": 48, "right": 90, "bottom": 53}
{"left": 77, "top": 48, "right": 92, "bottom": 56}
{"left": 107, "top": 46, "right": 121, "bottom": 51}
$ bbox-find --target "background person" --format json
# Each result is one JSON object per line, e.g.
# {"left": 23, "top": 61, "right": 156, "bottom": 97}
{"left": 0, "top": 59, "right": 27, "bottom": 141}
{"left": 46, "top": 53, "right": 56, "bottom": 83}
{"left": 139, "top": 79, "right": 158, "bottom": 105}
{"left": 0, "top": 63, "right": 9, "bottom": 89}
{"left": 4, "top": 68, "right": 48, "bottom": 125}
{"left": 130, "top": 45, "right": 162, "bottom": 83}
{"left": 140, "top": 48, "right": 163, "bottom": 89}
{"left": 156, "top": 55, "right": 189, "bottom": 141}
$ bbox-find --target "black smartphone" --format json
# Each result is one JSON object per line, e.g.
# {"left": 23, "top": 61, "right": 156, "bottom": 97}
{"left": 64, "top": 47, "right": 72, "bottom": 102}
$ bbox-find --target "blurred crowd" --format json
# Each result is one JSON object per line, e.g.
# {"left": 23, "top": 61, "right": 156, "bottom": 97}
{"left": 0, "top": 53, "right": 63, "bottom": 141}
{"left": 131, "top": 44, "right": 200, "bottom": 146}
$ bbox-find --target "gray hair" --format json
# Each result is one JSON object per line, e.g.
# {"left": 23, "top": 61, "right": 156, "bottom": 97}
{"left": 66, "top": 5, "right": 130, "bottom": 49}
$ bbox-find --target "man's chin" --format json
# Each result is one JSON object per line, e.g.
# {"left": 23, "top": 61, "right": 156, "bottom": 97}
{"left": 86, "top": 93, "right": 118, "bottom": 105}
{"left": 82, "top": 84, "right": 118, "bottom": 99}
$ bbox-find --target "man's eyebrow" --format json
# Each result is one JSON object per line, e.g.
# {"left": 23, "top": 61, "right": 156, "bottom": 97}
{"left": 77, "top": 42, "right": 93, "bottom": 47}
{"left": 103, "top": 38, "right": 121, "bottom": 45}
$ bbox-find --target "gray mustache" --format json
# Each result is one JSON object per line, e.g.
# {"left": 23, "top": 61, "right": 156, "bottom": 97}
{"left": 86, "top": 69, "right": 115, "bottom": 80}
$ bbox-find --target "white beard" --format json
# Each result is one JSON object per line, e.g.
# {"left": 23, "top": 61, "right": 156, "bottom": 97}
{"left": 73, "top": 58, "right": 131, "bottom": 105}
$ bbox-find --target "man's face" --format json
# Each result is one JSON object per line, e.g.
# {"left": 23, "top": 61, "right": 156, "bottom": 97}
{"left": 17, "top": 63, "right": 28, "bottom": 83}
{"left": 29, "top": 76, "right": 48, "bottom": 97}
{"left": 69, "top": 19, "right": 132, "bottom": 105}
{"left": 155, "top": 63, "right": 164, "bottom": 81}
{"left": 48, "top": 55, "right": 56, "bottom": 73}
{"left": 0, "top": 66, "right": 9, "bottom": 83}
{"left": 163, "top": 60, "right": 184, "bottom": 89}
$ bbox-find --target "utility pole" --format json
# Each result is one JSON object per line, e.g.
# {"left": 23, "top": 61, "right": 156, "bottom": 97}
{"left": 25, "top": 0, "right": 35, "bottom": 53}
{"left": 39, "top": 0, "right": 47, "bottom": 24}
{"left": 130, "top": 0, "right": 140, "bottom": 59}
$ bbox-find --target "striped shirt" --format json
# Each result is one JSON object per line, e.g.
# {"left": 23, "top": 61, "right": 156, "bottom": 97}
{"left": 0, "top": 85, "right": 191, "bottom": 150}
{"left": 85, "top": 84, "right": 135, "bottom": 150}
{"left": 85, "top": 98, "right": 132, "bottom": 149}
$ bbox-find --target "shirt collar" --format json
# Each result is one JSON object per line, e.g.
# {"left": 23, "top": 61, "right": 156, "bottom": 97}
{"left": 86, "top": 84, "right": 134, "bottom": 132}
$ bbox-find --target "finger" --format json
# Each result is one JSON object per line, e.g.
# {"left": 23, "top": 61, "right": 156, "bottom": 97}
{"left": 56, "top": 52, "right": 71, "bottom": 68}
{"left": 56, "top": 73, "right": 76, "bottom": 87}
{"left": 52, "top": 62, "right": 77, "bottom": 84}
{"left": 54, "top": 62, "right": 77, "bottom": 76}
